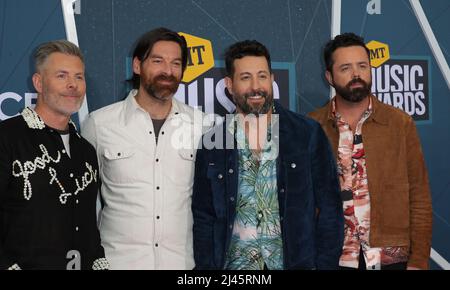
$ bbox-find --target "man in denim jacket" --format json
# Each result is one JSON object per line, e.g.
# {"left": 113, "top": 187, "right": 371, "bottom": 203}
{"left": 192, "top": 40, "right": 343, "bottom": 270}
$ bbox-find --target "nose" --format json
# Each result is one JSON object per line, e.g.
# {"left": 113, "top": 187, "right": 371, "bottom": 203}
{"left": 161, "top": 61, "right": 173, "bottom": 76}
{"left": 251, "top": 78, "right": 261, "bottom": 92}
{"left": 66, "top": 76, "right": 78, "bottom": 90}
{"left": 352, "top": 66, "right": 361, "bottom": 79}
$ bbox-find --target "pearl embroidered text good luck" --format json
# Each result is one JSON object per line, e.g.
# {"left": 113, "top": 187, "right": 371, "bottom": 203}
{"left": 12, "top": 144, "right": 61, "bottom": 200}
{"left": 49, "top": 162, "right": 98, "bottom": 204}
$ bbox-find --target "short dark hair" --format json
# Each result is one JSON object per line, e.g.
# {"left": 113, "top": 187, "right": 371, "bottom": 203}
{"left": 34, "top": 40, "right": 84, "bottom": 72}
{"left": 130, "top": 27, "right": 188, "bottom": 89}
{"left": 224, "top": 40, "right": 271, "bottom": 77}
{"left": 323, "top": 32, "right": 370, "bottom": 72}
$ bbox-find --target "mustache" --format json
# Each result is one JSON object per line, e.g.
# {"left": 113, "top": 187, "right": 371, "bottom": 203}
{"left": 243, "top": 90, "right": 269, "bottom": 99}
{"left": 347, "top": 78, "right": 368, "bottom": 88}
{"left": 154, "top": 74, "right": 178, "bottom": 84}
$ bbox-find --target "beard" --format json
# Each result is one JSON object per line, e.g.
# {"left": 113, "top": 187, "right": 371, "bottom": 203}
{"left": 143, "top": 74, "right": 180, "bottom": 101}
{"left": 233, "top": 89, "right": 273, "bottom": 117}
{"left": 334, "top": 77, "right": 371, "bottom": 103}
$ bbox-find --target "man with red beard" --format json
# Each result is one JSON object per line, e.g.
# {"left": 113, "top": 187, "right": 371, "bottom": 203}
{"left": 82, "top": 28, "right": 209, "bottom": 269}
{"left": 192, "top": 40, "right": 343, "bottom": 270}
{"left": 309, "top": 33, "right": 432, "bottom": 270}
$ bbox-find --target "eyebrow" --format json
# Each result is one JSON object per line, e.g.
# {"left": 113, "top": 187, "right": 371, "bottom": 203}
{"left": 149, "top": 54, "right": 182, "bottom": 62}
{"left": 239, "top": 70, "right": 269, "bottom": 76}
{"left": 54, "top": 70, "right": 84, "bottom": 75}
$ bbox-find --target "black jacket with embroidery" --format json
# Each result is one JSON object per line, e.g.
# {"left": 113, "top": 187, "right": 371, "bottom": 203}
{"left": 0, "top": 108, "right": 106, "bottom": 270}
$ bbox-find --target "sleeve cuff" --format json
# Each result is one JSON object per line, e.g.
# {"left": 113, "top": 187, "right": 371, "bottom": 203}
{"left": 8, "top": 263, "right": 21, "bottom": 270}
{"left": 92, "top": 258, "right": 109, "bottom": 270}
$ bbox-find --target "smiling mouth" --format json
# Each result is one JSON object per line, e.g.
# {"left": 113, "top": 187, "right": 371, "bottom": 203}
{"left": 247, "top": 95, "right": 264, "bottom": 100}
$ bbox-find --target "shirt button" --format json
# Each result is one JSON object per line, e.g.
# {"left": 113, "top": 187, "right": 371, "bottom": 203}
{"left": 218, "top": 174, "right": 223, "bottom": 179}
{"left": 149, "top": 131, "right": 153, "bottom": 135}
{"left": 228, "top": 169, "right": 234, "bottom": 174}
{"left": 372, "top": 265, "right": 376, "bottom": 270}
{"left": 70, "top": 173, "right": 74, "bottom": 178}
{"left": 156, "top": 158, "right": 159, "bottom": 162}
{"left": 75, "top": 226, "right": 79, "bottom": 231}
{"left": 117, "top": 152, "right": 121, "bottom": 157}
{"left": 76, "top": 199, "right": 79, "bottom": 204}
{"left": 161, "top": 131, "right": 165, "bottom": 135}
{"left": 62, "top": 149, "right": 66, "bottom": 154}
{"left": 291, "top": 163, "right": 296, "bottom": 169}
{"left": 156, "top": 216, "right": 160, "bottom": 220}
{"left": 155, "top": 243, "right": 159, "bottom": 247}
{"left": 156, "top": 186, "right": 160, "bottom": 190}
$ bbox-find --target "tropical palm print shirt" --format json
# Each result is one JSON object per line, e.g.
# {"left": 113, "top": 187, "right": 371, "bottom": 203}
{"left": 333, "top": 98, "right": 408, "bottom": 269}
{"left": 224, "top": 116, "right": 283, "bottom": 270}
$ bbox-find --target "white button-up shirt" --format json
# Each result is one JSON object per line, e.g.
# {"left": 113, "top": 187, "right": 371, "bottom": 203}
{"left": 81, "top": 90, "right": 210, "bottom": 269}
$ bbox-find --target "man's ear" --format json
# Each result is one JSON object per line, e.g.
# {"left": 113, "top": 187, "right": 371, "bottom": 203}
{"left": 32, "top": 73, "right": 43, "bottom": 94}
{"left": 325, "top": 70, "right": 333, "bottom": 87}
{"left": 133, "top": 57, "right": 141, "bottom": 75}
{"left": 225, "top": 76, "right": 233, "bottom": 95}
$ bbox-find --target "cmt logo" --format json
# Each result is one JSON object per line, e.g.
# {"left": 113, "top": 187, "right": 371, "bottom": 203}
{"left": 0, "top": 92, "right": 37, "bottom": 120}
{"left": 366, "top": 40, "right": 390, "bottom": 68}
{"left": 179, "top": 32, "right": 214, "bottom": 83}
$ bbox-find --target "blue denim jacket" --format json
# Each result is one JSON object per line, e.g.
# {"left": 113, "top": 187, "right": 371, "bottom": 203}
{"left": 192, "top": 102, "right": 343, "bottom": 270}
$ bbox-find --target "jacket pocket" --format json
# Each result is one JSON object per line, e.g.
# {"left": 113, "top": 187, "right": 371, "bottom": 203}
{"left": 381, "top": 183, "right": 410, "bottom": 229}
{"left": 206, "top": 165, "right": 226, "bottom": 218}
{"left": 101, "top": 147, "right": 137, "bottom": 183}
{"left": 283, "top": 155, "right": 312, "bottom": 208}
{"left": 179, "top": 149, "right": 196, "bottom": 162}
{"left": 103, "top": 147, "right": 135, "bottom": 160}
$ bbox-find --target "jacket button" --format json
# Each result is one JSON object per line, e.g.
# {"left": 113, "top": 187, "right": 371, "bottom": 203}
{"left": 218, "top": 174, "right": 223, "bottom": 179}
{"left": 291, "top": 163, "right": 296, "bottom": 169}
{"left": 228, "top": 169, "right": 234, "bottom": 174}
{"left": 229, "top": 225, "right": 233, "bottom": 229}
{"left": 280, "top": 188, "right": 285, "bottom": 193}
{"left": 230, "top": 197, "right": 234, "bottom": 202}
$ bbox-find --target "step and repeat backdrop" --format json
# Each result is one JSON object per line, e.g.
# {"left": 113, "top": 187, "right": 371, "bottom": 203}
{"left": 1, "top": 0, "right": 449, "bottom": 269}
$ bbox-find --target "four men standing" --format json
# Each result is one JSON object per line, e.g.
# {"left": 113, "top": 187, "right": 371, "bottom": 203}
{"left": 0, "top": 30, "right": 433, "bottom": 270}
